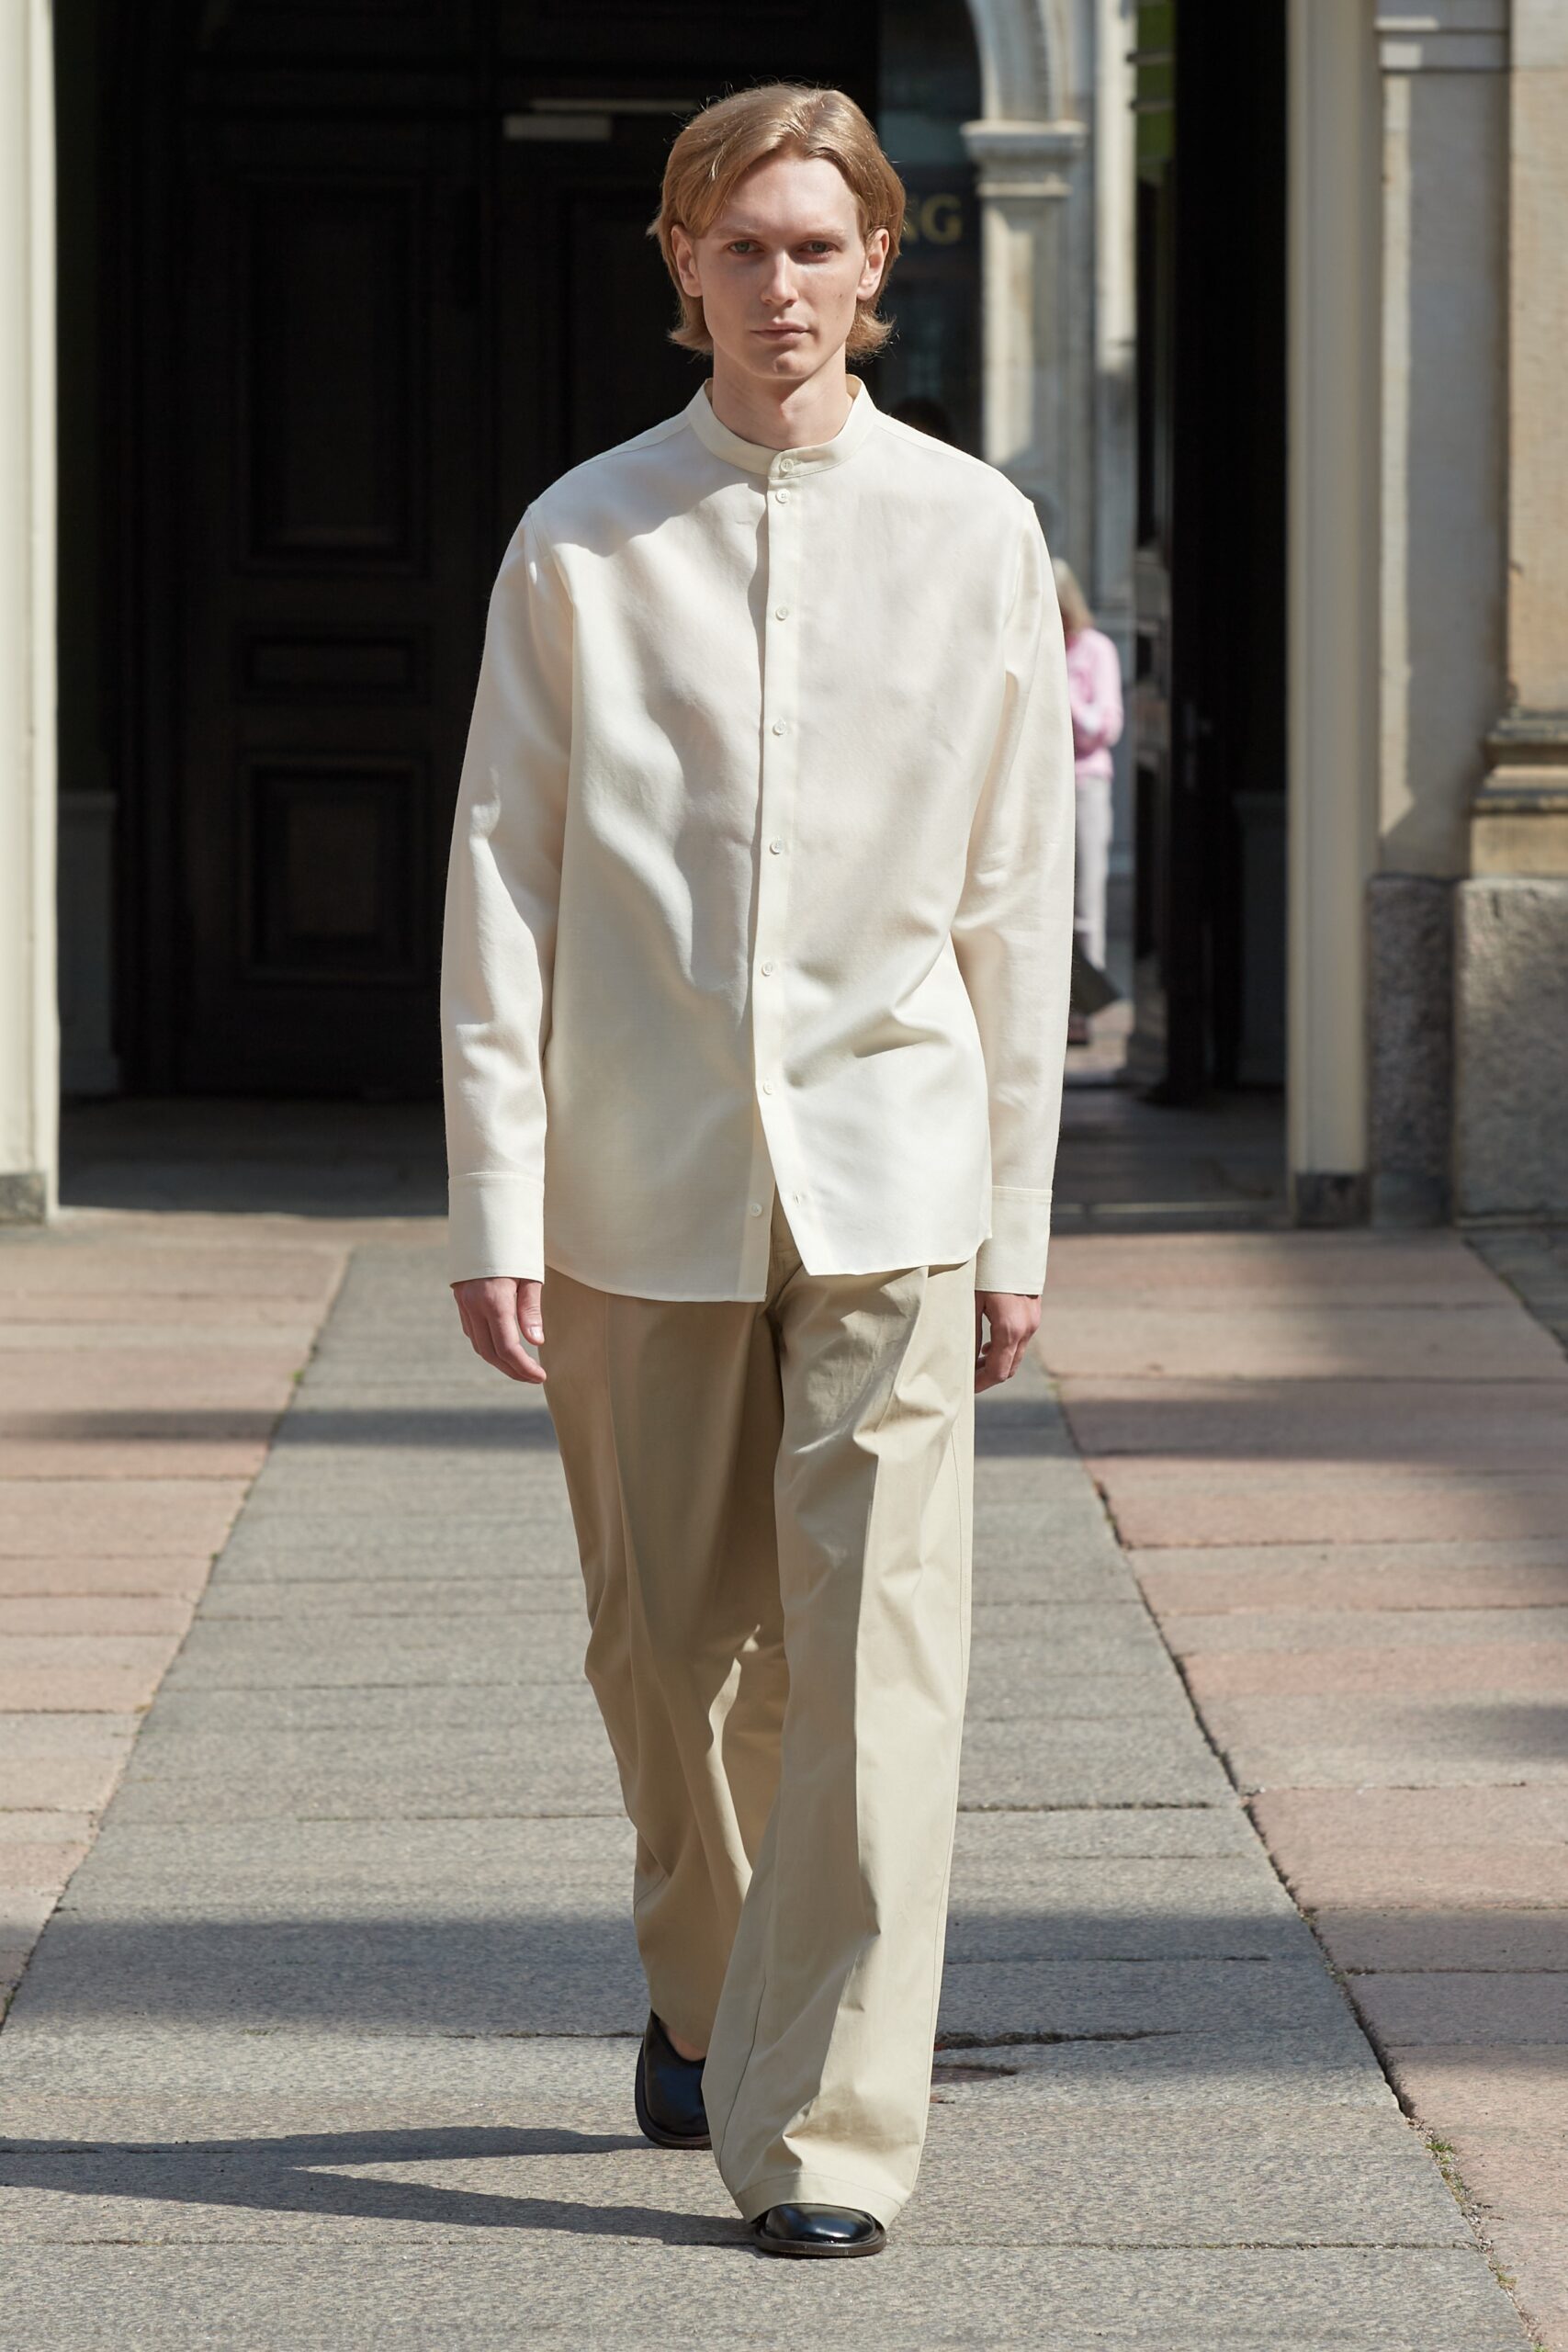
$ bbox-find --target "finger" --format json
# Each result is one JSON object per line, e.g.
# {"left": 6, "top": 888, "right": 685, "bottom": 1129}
{"left": 479, "top": 1297, "right": 547, "bottom": 1386}
{"left": 516, "top": 1281, "right": 545, "bottom": 1348}
{"left": 465, "top": 1310, "right": 508, "bottom": 1375}
{"left": 974, "top": 1304, "right": 992, "bottom": 1390}
{"left": 978, "top": 1318, "right": 1027, "bottom": 1390}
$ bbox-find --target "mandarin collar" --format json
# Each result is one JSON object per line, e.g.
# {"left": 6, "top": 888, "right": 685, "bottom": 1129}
{"left": 683, "top": 374, "right": 879, "bottom": 479}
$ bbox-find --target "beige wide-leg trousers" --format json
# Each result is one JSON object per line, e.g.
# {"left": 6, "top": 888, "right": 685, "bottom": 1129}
{"left": 538, "top": 1191, "right": 976, "bottom": 2227}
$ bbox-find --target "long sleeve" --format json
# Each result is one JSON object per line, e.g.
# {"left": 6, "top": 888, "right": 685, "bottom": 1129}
{"left": 440, "top": 506, "right": 573, "bottom": 1284}
{"left": 951, "top": 509, "right": 1076, "bottom": 1295}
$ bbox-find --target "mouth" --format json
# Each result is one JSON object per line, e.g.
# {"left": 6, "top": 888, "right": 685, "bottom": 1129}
{"left": 755, "top": 323, "right": 808, "bottom": 339}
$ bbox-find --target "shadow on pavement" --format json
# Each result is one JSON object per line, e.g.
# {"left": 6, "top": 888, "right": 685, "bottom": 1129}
{"left": 6, "top": 1909, "right": 1329, "bottom": 2036}
{"left": 0, "top": 2126, "right": 733, "bottom": 2242}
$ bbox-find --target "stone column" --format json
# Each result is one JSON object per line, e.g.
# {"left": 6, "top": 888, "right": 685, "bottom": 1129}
{"left": 0, "top": 0, "right": 58, "bottom": 1224}
{"left": 1286, "top": 0, "right": 1381, "bottom": 1221}
{"left": 1368, "top": 6, "right": 1507, "bottom": 1223}
{"left": 1456, "top": 0, "right": 1568, "bottom": 1216}
{"left": 959, "top": 117, "right": 1088, "bottom": 541}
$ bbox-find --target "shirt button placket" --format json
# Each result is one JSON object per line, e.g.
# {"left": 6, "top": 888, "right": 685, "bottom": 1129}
{"left": 754, "top": 448, "right": 801, "bottom": 1248}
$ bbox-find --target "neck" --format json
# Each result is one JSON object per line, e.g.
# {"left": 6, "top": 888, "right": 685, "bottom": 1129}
{"left": 705, "top": 350, "right": 855, "bottom": 452}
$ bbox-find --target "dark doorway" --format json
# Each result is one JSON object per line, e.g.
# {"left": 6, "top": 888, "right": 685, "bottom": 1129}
{"left": 87, "top": 4, "right": 883, "bottom": 1097}
{"left": 1132, "top": 0, "right": 1288, "bottom": 1103}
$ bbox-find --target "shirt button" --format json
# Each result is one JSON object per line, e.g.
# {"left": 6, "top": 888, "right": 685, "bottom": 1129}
{"left": 761, "top": 1080, "right": 774, "bottom": 1095}
{"left": 769, "top": 838, "right": 784, "bottom": 854}
{"left": 772, "top": 720, "right": 785, "bottom": 736}
{"left": 748, "top": 1200, "right": 763, "bottom": 1216}
{"left": 761, "top": 959, "right": 775, "bottom": 976}
{"left": 774, "top": 605, "right": 789, "bottom": 620}
{"left": 774, "top": 489, "right": 790, "bottom": 504}
{"left": 779, "top": 457, "right": 795, "bottom": 471}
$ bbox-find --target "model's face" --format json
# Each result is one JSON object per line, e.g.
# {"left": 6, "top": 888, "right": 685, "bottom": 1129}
{"left": 671, "top": 153, "right": 888, "bottom": 388}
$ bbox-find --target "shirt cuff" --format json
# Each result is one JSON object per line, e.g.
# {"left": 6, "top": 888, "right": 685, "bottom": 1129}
{"left": 447, "top": 1172, "right": 546, "bottom": 1285}
{"left": 974, "top": 1187, "right": 1052, "bottom": 1295}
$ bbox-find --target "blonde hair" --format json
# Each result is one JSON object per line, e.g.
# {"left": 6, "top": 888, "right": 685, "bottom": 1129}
{"left": 649, "top": 84, "right": 905, "bottom": 360}
{"left": 1053, "top": 557, "right": 1094, "bottom": 636}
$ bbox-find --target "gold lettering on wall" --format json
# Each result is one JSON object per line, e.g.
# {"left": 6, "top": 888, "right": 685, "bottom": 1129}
{"left": 902, "top": 194, "right": 964, "bottom": 248}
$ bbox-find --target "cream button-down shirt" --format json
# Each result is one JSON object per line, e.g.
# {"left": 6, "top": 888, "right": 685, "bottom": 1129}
{"left": 441, "top": 375, "right": 1075, "bottom": 1301}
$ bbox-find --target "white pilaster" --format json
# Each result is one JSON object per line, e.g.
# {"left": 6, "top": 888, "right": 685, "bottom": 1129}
{"left": 0, "top": 0, "right": 58, "bottom": 1222}
{"left": 1286, "top": 0, "right": 1382, "bottom": 1213}
{"left": 1472, "top": 0, "right": 1568, "bottom": 872}
{"left": 961, "top": 116, "right": 1088, "bottom": 538}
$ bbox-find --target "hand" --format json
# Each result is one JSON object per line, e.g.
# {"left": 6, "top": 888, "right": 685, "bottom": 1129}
{"left": 975, "top": 1289, "right": 1041, "bottom": 1393}
{"left": 453, "top": 1275, "right": 547, "bottom": 1385}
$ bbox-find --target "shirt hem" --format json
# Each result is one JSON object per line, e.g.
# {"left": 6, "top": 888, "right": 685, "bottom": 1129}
{"left": 542, "top": 1224, "right": 990, "bottom": 1302}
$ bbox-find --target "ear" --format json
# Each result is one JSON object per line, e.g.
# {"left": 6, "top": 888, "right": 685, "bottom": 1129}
{"left": 670, "top": 223, "right": 703, "bottom": 301}
{"left": 857, "top": 226, "right": 890, "bottom": 302}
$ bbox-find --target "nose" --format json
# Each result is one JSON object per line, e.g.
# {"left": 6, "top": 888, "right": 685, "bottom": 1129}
{"left": 760, "top": 253, "right": 796, "bottom": 310}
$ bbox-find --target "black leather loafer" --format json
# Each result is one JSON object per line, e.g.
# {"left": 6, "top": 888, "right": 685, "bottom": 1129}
{"left": 633, "top": 2010, "right": 710, "bottom": 2149}
{"left": 751, "top": 2202, "right": 887, "bottom": 2258}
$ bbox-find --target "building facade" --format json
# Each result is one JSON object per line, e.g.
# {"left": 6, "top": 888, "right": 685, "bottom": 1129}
{"left": 0, "top": 0, "right": 1562, "bottom": 1227}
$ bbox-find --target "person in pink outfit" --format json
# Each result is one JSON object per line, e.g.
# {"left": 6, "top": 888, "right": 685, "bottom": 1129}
{"left": 1054, "top": 559, "right": 1123, "bottom": 1035}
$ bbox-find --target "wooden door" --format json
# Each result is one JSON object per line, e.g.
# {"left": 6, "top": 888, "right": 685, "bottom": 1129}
{"left": 132, "top": 0, "right": 878, "bottom": 1097}
{"left": 1132, "top": 0, "right": 1286, "bottom": 1102}
{"left": 174, "top": 113, "right": 483, "bottom": 1094}
{"left": 493, "top": 109, "right": 706, "bottom": 536}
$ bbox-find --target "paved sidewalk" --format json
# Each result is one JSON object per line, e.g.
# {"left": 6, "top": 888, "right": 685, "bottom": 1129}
{"left": 0, "top": 1221, "right": 353, "bottom": 2008}
{"left": 0, "top": 1222, "right": 1529, "bottom": 2348}
{"left": 1039, "top": 1230, "right": 1568, "bottom": 2352}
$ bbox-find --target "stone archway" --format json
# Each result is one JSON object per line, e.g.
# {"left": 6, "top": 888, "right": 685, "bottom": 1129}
{"left": 958, "top": 0, "right": 1135, "bottom": 670}
{"left": 958, "top": 0, "right": 1087, "bottom": 541}
{"left": 964, "top": 0, "right": 1065, "bottom": 120}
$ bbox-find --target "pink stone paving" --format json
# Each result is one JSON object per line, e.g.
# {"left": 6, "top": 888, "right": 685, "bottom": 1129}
{"left": 0, "top": 1555, "right": 213, "bottom": 1596}
{"left": 1136, "top": 1540, "right": 1568, "bottom": 1615}
{"left": 1161, "top": 1604, "right": 1568, "bottom": 1655}
{"left": 1182, "top": 1641, "right": 1568, "bottom": 1698}
{"left": 0, "top": 1595, "right": 197, "bottom": 1634}
{"left": 0, "top": 1480, "right": 254, "bottom": 1556}
{"left": 1189, "top": 1691, "right": 1568, "bottom": 1793}
{"left": 0, "top": 1636, "right": 190, "bottom": 1710}
{"left": 1314, "top": 1909, "right": 1568, "bottom": 1972}
{"left": 0, "top": 1437, "right": 273, "bottom": 1480}
{"left": 1, "top": 1753, "right": 131, "bottom": 1811}
{"left": 1063, "top": 1376, "right": 1568, "bottom": 1467}
{"left": 0, "top": 1241, "right": 343, "bottom": 1301}
{"left": 1356, "top": 1973, "right": 1568, "bottom": 2049}
{"left": 0, "top": 1218, "right": 347, "bottom": 2017}
{"left": 1387, "top": 2046, "right": 1568, "bottom": 2132}
{"left": 1040, "top": 1227, "right": 1568, "bottom": 2352}
{"left": 0, "top": 1836, "right": 91, "bottom": 1879}
{"left": 0, "top": 1294, "right": 328, "bottom": 1327}
{"left": 1040, "top": 1231, "right": 1507, "bottom": 1304}
{"left": 1040, "top": 1302, "right": 1566, "bottom": 1383}
{"left": 1093, "top": 1467, "right": 1568, "bottom": 1549}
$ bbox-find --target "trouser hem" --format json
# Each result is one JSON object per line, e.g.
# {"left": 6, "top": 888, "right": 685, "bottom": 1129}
{"left": 732, "top": 2165, "right": 905, "bottom": 2230}
{"left": 643, "top": 1986, "right": 714, "bottom": 2059}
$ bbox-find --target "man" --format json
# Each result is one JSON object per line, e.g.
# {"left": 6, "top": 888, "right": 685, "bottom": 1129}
{"left": 441, "top": 83, "right": 1074, "bottom": 2259}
